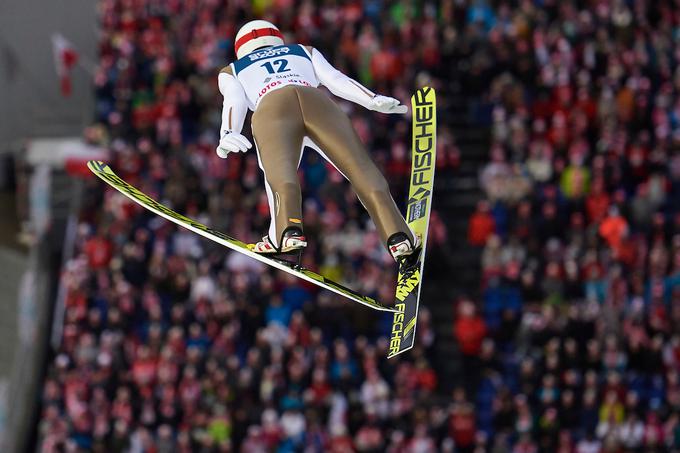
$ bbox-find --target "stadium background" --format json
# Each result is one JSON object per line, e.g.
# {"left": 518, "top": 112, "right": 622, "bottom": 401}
{"left": 0, "top": 0, "right": 679, "bottom": 452}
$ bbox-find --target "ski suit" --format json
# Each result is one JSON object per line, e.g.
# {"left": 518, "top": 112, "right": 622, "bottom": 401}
{"left": 218, "top": 44, "right": 411, "bottom": 248}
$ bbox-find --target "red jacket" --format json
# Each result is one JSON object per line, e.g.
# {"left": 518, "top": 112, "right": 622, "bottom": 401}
{"left": 468, "top": 212, "right": 495, "bottom": 246}
{"left": 454, "top": 316, "right": 487, "bottom": 356}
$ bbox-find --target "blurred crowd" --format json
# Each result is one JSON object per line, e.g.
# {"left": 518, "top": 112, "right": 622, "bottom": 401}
{"left": 38, "top": 0, "right": 456, "bottom": 452}
{"left": 464, "top": 0, "right": 680, "bottom": 452}
{"left": 37, "top": 0, "right": 680, "bottom": 451}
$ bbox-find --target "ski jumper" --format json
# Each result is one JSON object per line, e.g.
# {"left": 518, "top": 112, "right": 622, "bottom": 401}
{"left": 219, "top": 44, "right": 412, "bottom": 249}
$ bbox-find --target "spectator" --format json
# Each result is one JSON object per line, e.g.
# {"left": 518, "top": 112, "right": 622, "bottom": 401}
{"left": 468, "top": 200, "right": 496, "bottom": 246}
{"left": 454, "top": 300, "right": 487, "bottom": 389}
{"left": 599, "top": 205, "right": 629, "bottom": 254}
{"left": 454, "top": 300, "right": 487, "bottom": 358}
{"left": 449, "top": 393, "right": 476, "bottom": 453}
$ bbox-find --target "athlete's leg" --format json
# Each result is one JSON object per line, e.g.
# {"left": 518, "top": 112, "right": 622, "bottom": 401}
{"left": 295, "top": 86, "right": 413, "bottom": 246}
{"left": 251, "top": 87, "right": 305, "bottom": 248}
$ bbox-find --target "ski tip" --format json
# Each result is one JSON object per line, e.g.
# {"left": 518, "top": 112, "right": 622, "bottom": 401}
{"left": 87, "top": 160, "right": 111, "bottom": 174}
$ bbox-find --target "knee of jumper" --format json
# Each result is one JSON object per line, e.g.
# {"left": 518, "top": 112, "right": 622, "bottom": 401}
{"left": 357, "top": 178, "right": 392, "bottom": 207}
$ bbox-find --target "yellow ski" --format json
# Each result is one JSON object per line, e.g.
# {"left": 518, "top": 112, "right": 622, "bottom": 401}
{"left": 87, "top": 161, "right": 398, "bottom": 313}
{"left": 387, "top": 87, "right": 437, "bottom": 358}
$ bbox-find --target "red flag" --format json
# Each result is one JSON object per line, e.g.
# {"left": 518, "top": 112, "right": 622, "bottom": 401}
{"left": 51, "top": 33, "right": 79, "bottom": 97}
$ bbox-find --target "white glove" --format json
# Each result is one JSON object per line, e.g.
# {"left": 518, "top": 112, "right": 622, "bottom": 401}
{"left": 216, "top": 132, "right": 252, "bottom": 158}
{"left": 368, "top": 95, "right": 408, "bottom": 114}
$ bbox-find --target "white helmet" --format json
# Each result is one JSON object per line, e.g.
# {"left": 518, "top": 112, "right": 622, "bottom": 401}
{"left": 234, "top": 20, "right": 284, "bottom": 59}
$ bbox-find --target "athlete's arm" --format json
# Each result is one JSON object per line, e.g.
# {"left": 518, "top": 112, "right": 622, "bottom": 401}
{"left": 218, "top": 68, "right": 248, "bottom": 135}
{"left": 216, "top": 67, "right": 252, "bottom": 157}
{"left": 309, "top": 47, "right": 407, "bottom": 114}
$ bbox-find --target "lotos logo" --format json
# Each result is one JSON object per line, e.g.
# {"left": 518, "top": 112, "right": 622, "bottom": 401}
{"left": 258, "top": 80, "right": 283, "bottom": 98}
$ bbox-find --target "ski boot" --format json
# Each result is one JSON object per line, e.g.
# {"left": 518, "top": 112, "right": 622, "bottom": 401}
{"left": 251, "top": 227, "right": 307, "bottom": 268}
{"left": 387, "top": 232, "right": 422, "bottom": 272}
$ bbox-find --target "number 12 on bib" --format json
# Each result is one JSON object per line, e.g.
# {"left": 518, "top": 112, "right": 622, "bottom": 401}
{"left": 387, "top": 87, "right": 437, "bottom": 359}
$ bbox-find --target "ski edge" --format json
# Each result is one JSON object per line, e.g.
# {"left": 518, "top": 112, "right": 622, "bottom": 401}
{"left": 86, "top": 160, "right": 398, "bottom": 313}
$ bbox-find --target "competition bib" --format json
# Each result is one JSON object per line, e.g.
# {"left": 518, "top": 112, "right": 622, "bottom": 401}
{"left": 231, "top": 45, "right": 319, "bottom": 109}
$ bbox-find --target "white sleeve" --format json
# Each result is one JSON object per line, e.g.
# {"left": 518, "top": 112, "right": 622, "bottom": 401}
{"left": 218, "top": 71, "right": 248, "bottom": 135}
{"left": 310, "top": 48, "right": 376, "bottom": 110}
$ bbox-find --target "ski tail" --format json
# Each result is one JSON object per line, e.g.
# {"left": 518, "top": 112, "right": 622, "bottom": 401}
{"left": 387, "top": 87, "right": 437, "bottom": 359}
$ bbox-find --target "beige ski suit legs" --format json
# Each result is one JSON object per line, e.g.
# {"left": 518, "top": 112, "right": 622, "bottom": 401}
{"left": 251, "top": 85, "right": 411, "bottom": 248}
